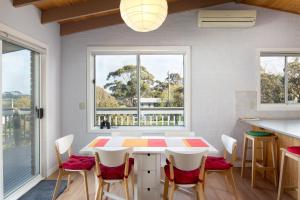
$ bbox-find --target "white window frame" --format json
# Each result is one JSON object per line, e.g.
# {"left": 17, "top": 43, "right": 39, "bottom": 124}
{"left": 257, "top": 48, "right": 300, "bottom": 111}
{"left": 87, "top": 46, "right": 191, "bottom": 133}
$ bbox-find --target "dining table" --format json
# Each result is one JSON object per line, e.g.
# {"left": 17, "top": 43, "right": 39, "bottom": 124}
{"left": 80, "top": 136, "right": 218, "bottom": 200}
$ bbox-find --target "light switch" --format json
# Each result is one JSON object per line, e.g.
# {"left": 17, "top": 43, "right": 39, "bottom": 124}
{"left": 79, "top": 102, "right": 86, "bottom": 110}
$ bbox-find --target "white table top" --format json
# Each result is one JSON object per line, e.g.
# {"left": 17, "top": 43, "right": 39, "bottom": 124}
{"left": 80, "top": 136, "right": 219, "bottom": 155}
{"left": 242, "top": 119, "right": 300, "bottom": 139}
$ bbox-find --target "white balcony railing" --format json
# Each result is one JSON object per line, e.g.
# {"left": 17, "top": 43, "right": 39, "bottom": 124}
{"left": 95, "top": 107, "right": 184, "bottom": 127}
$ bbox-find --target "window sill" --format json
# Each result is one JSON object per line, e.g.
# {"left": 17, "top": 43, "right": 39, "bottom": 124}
{"left": 257, "top": 104, "right": 300, "bottom": 111}
{"left": 88, "top": 126, "right": 190, "bottom": 134}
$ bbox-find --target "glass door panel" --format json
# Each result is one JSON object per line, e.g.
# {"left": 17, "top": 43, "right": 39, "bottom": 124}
{"left": 1, "top": 40, "right": 40, "bottom": 197}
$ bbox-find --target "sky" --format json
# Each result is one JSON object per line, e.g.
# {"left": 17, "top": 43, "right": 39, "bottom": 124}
{"left": 95, "top": 54, "right": 184, "bottom": 93}
{"left": 260, "top": 56, "right": 300, "bottom": 75}
{"left": 2, "top": 49, "right": 31, "bottom": 95}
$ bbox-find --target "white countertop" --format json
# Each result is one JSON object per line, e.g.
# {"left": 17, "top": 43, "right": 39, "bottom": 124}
{"left": 242, "top": 119, "right": 300, "bottom": 139}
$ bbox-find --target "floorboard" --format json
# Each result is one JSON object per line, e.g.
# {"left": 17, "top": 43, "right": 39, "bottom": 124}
{"left": 47, "top": 168, "right": 294, "bottom": 200}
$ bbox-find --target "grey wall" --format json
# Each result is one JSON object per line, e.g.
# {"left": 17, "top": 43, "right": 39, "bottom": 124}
{"left": 0, "top": 0, "right": 61, "bottom": 174}
{"left": 61, "top": 3, "right": 300, "bottom": 154}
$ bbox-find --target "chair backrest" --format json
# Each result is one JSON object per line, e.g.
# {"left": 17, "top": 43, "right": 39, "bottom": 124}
{"left": 165, "top": 149, "right": 207, "bottom": 171}
{"left": 95, "top": 148, "right": 131, "bottom": 167}
{"left": 55, "top": 134, "right": 74, "bottom": 155}
{"left": 111, "top": 132, "right": 143, "bottom": 137}
{"left": 164, "top": 131, "right": 195, "bottom": 137}
{"left": 221, "top": 134, "right": 237, "bottom": 155}
{"left": 221, "top": 134, "right": 237, "bottom": 162}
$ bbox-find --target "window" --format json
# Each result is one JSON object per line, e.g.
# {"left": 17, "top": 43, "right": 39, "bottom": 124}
{"left": 87, "top": 47, "right": 191, "bottom": 132}
{"left": 259, "top": 51, "right": 300, "bottom": 109}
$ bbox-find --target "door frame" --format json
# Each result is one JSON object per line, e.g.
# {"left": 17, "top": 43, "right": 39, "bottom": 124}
{"left": 0, "top": 23, "right": 48, "bottom": 200}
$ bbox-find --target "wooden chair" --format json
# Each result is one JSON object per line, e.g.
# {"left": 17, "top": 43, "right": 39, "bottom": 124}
{"left": 52, "top": 135, "right": 95, "bottom": 200}
{"left": 241, "top": 131, "right": 277, "bottom": 188}
{"left": 277, "top": 147, "right": 300, "bottom": 200}
{"left": 205, "top": 134, "right": 239, "bottom": 200}
{"left": 163, "top": 149, "right": 207, "bottom": 200}
{"left": 164, "top": 131, "right": 195, "bottom": 137}
{"left": 94, "top": 148, "right": 134, "bottom": 200}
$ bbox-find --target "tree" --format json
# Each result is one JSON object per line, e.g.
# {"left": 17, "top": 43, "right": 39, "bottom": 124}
{"left": 287, "top": 58, "right": 300, "bottom": 103}
{"left": 104, "top": 65, "right": 154, "bottom": 106}
{"left": 260, "top": 67, "right": 284, "bottom": 104}
{"left": 95, "top": 86, "right": 119, "bottom": 108}
{"left": 14, "top": 96, "right": 31, "bottom": 108}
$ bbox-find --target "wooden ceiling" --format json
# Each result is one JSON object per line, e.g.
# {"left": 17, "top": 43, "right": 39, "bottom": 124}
{"left": 12, "top": 0, "right": 300, "bottom": 36}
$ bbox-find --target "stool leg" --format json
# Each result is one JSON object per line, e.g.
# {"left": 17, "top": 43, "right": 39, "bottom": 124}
{"left": 277, "top": 151, "right": 286, "bottom": 200}
{"left": 251, "top": 139, "right": 257, "bottom": 188}
{"left": 271, "top": 139, "right": 278, "bottom": 187}
{"left": 241, "top": 135, "right": 248, "bottom": 177}
{"left": 262, "top": 141, "right": 268, "bottom": 178}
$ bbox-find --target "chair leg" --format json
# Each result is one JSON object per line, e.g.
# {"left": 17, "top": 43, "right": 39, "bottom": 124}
{"left": 228, "top": 168, "right": 239, "bottom": 200}
{"left": 277, "top": 151, "right": 286, "bottom": 200}
{"left": 66, "top": 174, "right": 72, "bottom": 191}
{"left": 105, "top": 183, "right": 110, "bottom": 200}
{"left": 251, "top": 139, "right": 257, "bottom": 188}
{"left": 130, "top": 172, "right": 134, "bottom": 196}
{"left": 52, "top": 169, "right": 64, "bottom": 200}
{"left": 81, "top": 171, "right": 89, "bottom": 200}
{"left": 241, "top": 135, "right": 248, "bottom": 177}
{"left": 169, "top": 182, "right": 176, "bottom": 200}
{"left": 163, "top": 176, "right": 169, "bottom": 200}
{"left": 124, "top": 178, "right": 130, "bottom": 200}
{"left": 95, "top": 179, "right": 104, "bottom": 200}
{"left": 197, "top": 183, "right": 205, "bottom": 200}
{"left": 271, "top": 138, "right": 278, "bottom": 187}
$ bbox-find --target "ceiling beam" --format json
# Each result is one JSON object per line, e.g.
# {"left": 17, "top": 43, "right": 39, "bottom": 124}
{"left": 13, "top": 0, "right": 41, "bottom": 7}
{"left": 60, "top": 0, "right": 232, "bottom": 35}
{"left": 41, "top": 0, "right": 120, "bottom": 24}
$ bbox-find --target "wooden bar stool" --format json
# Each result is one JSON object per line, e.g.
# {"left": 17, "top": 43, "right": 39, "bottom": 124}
{"left": 241, "top": 131, "right": 278, "bottom": 188}
{"left": 277, "top": 147, "right": 300, "bottom": 200}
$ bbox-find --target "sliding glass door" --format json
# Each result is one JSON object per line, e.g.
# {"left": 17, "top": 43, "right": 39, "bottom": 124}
{"left": 1, "top": 40, "right": 41, "bottom": 197}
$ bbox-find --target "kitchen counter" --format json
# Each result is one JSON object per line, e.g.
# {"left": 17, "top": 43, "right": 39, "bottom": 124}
{"left": 242, "top": 119, "right": 300, "bottom": 139}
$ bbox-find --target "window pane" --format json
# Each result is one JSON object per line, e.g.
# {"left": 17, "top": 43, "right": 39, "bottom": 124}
{"left": 95, "top": 55, "right": 138, "bottom": 127}
{"left": 140, "top": 55, "right": 184, "bottom": 126}
{"left": 287, "top": 57, "right": 300, "bottom": 104}
{"left": 260, "top": 56, "right": 285, "bottom": 104}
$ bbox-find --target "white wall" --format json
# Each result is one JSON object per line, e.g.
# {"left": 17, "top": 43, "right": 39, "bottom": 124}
{"left": 0, "top": 0, "right": 61, "bottom": 175}
{"left": 61, "top": 3, "right": 300, "bottom": 154}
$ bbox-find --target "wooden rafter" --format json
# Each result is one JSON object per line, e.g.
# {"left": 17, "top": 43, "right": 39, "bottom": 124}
{"left": 13, "top": 0, "right": 41, "bottom": 7}
{"left": 41, "top": 0, "right": 120, "bottom": 24}
{"left": 60, "top": 0, "right": 232, "bottom": 35}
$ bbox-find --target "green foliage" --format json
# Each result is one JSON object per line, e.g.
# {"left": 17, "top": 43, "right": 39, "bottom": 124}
{"left": 95, "top": 86, "right": 119, "bottom": 108}
{"left": 260, "top": 68, "right": 284, "bottom": 103}
{"left": 103, "top": 65, "right": 184, "bottom": 107}
{"left": 14, "top": 96, "right": 31, "bottom": 108}
{"left": 287, "top": 58, "right": 300, "bottom": 103}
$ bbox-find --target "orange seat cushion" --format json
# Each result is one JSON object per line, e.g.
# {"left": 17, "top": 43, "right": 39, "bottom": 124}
{"left": 99, "top": 158, "right": 134, "bottom": 180}
{"left": 205, "top": 156, "right": 233, "bottom": 170}
{"left": 164, "top": 164, "right": 202, "bottom": 184}
{"left": 60, "top": 155, "right": 95, "bottom": 171}
{"left": 287, "top": 146, "right": 300, "bottom": 155}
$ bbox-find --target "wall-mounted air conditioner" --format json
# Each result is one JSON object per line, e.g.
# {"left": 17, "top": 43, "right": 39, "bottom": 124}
{"left": 198, "top": 10, "right": 257, "bottom": 28}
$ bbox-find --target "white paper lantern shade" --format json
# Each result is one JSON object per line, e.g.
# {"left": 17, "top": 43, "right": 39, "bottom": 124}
{"left": 120, "top": 0, "right": 168, "bottom": 32}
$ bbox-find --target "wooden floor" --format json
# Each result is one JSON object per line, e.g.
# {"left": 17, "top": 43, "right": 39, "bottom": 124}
{"left": 48, "top": 168, "right": 294, "bottom": 200}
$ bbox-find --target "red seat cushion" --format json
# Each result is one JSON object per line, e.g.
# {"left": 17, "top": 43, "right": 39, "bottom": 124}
{"left": 205, "top": 156, "right": 233, "bottom": 170}
{"left": 287, "top": 146, "right": 300, "bottom": 155}
{"left": 99, "top": 158, "right": 134, "bottom": 180}
{"left": 60, "top": 155, "right": 95, "bottom": 171}
{"left": 164, "top": 164, "right": 202, "bottom": 184}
